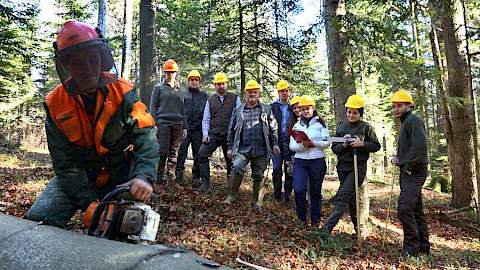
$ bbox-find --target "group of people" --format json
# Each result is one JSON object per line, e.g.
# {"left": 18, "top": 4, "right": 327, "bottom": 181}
{"left": 26, "top": 20, "right": 431, "bottom": 258}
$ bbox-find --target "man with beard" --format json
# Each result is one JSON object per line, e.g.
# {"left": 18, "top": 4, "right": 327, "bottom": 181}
{"left": 390, "top": 89, "right": 430, "bottom": 258}
{"left": 197, "top": 72, "right": 241, "bottom": 191}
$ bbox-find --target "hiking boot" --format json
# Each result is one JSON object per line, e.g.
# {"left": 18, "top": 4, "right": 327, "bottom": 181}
{"left": 198, "top": 182, "right": 209, "bottom": 192}
{"left": 401, "top": 249, "right": 419, "bottom": 259}
{"left": 319, "top": 227, "right": 332, "bottom": 241}
{"left": 251, "top": 202, "right": 262, "bottom": 211}
{"left": 222, "top": 195, "right": 235, "bottom": 205}
{"left": 297, "top": 220, "right": 308, "bottom": 230}
{"left": 192, "top": 176, "right": 201, "bottom": 184}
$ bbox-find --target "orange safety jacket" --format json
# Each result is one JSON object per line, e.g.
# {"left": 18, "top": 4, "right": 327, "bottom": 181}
{"left": 45, "top": 78, "right": 155, "bottom": 189}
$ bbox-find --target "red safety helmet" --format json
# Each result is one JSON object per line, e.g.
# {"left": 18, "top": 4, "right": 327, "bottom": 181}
{"left": 54, "top": 20, "right": 118, "bottom": 96}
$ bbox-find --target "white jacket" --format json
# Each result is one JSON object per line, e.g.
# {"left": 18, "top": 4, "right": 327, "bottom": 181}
{"left": 289, "top": 116, "right": 330, "bottom": 160}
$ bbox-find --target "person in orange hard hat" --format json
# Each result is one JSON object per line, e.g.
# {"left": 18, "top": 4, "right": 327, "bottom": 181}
{"left": 26, "top": 20, "right": 159, "bottom": 228}
{"left": 150, "top": 59, "right": 187, "bottom": 192}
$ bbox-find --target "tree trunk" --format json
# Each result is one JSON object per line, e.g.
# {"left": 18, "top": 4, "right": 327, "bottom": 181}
{"left": 254, "top": 9, "right": 260, "bottom": 80}
{"left": 239, "top": 0, "right": 245, "bottom": 96}
{"left": 440, "top": 0, "right": 475, "bottom": 208}
{"left": 460, "top": 0, "right": 480, "bottom": 223}
{"left": 121, "top": 0, "right": 133, "bottom": 80}
{"left": 410, "top": 0, "right": 431, "bottom": 155}
{"left": 274, "top": 0, "right": 281, "bottom": 74}
{"left": 429, "top": 19, "right": 453, "bottom": 161}
{"left": 323, "top": 0, "right": 356, "bottom": 125}
{"left": 139, "top": 0, "right": 156, "bottom": 107}
{"left": 98, "top": 0, "right": 107, "bottom": 34}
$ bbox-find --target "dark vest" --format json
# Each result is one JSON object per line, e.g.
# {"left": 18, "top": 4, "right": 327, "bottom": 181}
{"left": 208, "top": 92, "right": 238, "bottom": 136}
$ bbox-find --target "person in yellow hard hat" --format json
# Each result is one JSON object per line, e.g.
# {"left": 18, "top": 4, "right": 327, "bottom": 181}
{"left": 390, "top": 89, "right": 430, "bottom": 258}
{"left": 223, "top": 80, "right": 280, "bottom": 209}
{"left": 175, "top": 70, "right": 209, "bottom": 184}
{"left": 287, "top": 95, "right": 302, "bottom": 132}
{"left": 289, "top": 95, "right": 330, "bottom": 228}
{"left": 150, "top": 59, "right": 187, "bottom": 192}
{"left": 197, "top": 72, "right": 241, "bottom": 191}
{"left": 321, "top": 94, "right": 380, "bottom": 236}
{"left": 270, "top": 80, "right": 294, "bottom": 203}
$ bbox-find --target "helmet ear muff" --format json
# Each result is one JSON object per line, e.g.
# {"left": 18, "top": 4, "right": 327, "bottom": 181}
{"left": 53, "top": 41, "right": 59, "bottom": 54}
{"left": 95, "top": 27, "right": 104, "bottom": 38}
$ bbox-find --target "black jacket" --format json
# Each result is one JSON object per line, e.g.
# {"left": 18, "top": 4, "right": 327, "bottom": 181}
{"left": 397, "top": 111, "right": 429, "bottom": 172}
{"left": 183, "top": 88, "right": 208, "bottom": 131}
{"left": 271, "top": 100, "right": 292, "bottom": 160}
{"left": 331, "top": 120, "right": 381, "bottom": 171}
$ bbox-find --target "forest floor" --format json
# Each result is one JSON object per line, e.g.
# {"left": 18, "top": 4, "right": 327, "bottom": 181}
{"left": 1, "top": 146, "right": 479, "bottom": 269}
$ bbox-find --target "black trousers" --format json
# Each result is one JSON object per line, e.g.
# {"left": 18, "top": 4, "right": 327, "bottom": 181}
{"left": 323, "top": 165, "right": 367, "bottom": 232}
{"left": 175, "top": 129, "right": 203, "bottom": 179}
{"left": 398, "top": 168, "right": 430, "bottom": 255}
{"left": 197, "top": 134, "right": 232, "bottom": 184}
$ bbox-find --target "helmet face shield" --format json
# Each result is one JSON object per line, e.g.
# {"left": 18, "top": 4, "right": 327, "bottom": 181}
{"left": 55, "top": 39, "right": 118, "bottom": 96}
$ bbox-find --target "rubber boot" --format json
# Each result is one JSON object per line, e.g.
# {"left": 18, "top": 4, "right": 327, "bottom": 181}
{"left": 198, "top": 177, "right": 210, "bottom": 192}
{"left": 175, "top": 170, "right": 184, "bottom": 184}
{"left": 223, "top": 173, "right": 243, "bottom": 204}
{"left": 252, "top": 179, "right": 266, "bottom": 208}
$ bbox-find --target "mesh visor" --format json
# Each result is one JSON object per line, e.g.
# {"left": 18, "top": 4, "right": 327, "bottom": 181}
{"left": 55, "top": 39, "right": 118, "bottom": 96}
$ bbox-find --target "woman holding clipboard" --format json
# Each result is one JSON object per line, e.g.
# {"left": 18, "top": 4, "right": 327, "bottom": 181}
{"left": 289, "top": 95, "right": 330, "bottom": 228}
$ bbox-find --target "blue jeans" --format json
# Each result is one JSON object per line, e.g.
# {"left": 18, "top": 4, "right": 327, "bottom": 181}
{"left": 293, "top": 158, "right": 326, "bottom": 223}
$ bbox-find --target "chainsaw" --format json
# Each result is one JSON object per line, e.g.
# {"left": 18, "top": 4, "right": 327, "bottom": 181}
{"left": 83, "top": 186, "right": 161, "bottom": 244}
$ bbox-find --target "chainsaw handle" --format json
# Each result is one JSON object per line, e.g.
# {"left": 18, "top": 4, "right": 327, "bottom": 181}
{"left": 101, "top": 186, "right": 131, "bottom": 202}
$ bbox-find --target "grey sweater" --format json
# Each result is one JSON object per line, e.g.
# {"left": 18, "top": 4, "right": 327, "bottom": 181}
{"left": 149, "top": 82, "right": 187, "bottom": 128}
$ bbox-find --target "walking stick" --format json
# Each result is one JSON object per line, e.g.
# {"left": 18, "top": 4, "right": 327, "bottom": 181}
{"left": 353, "top": 148, "right": 361, "bottom": 249}
{"left": 382, "top": 167, "right": 396, "bottom": 249}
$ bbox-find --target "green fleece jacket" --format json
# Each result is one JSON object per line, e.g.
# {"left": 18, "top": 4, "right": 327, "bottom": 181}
{"left": 331, "top": 120, "right": 381, "bottom": 170}
{"left": 397, "top": 111, "right": 429, "bottom": 172}
{"left": 45, "top": 89, "right": 159, "bottom": 211}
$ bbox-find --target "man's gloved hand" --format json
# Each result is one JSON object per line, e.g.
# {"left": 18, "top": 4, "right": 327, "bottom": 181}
{"left": 390, "top": 156, "right": 399, "bottom": 166}
{"left": 117, "top": 178, "right": 152, "bottom": 201}
{"left": 202, "top": 135, "right": 210, "bottom": 144}
{"left": 182, "top": 129, "right": 188, "bottom": 139}
{"left": 227, "top": 150, "right": 233, "bottom": 159}
{"left": 272, "top": 145, "right": 281, "bottom": 155}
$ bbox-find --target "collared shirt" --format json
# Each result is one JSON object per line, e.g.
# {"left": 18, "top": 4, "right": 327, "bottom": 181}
{"left": 238, "top": 104, "right": 266, "bottom": 157}
{"left": 202, "top": 94, "right": 241, "bottom": 137}
{"left": 279, "top": 100, "right": 290, "bottom": 135}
